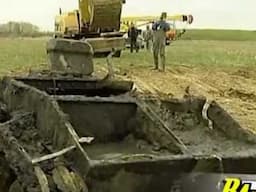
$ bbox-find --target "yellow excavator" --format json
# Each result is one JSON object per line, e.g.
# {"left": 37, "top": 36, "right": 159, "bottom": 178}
{"left": 121, "top": 14, "right": 193, "bottom": 45}
{"left": 54, "top": 0, "right": 193, "bottom": 55}
{"left": 54, "top": 0, "right": 126, "bottom": 57}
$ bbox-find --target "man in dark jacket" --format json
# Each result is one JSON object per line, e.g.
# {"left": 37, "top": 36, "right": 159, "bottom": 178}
{"left": 152, "top": 12, "right": 170, "bottom": 71}
{"left": 128, "top": 23, "right": 139, "bottom": 53}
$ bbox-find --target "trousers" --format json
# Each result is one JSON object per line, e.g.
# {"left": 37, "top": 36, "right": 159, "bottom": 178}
{"left": 153, "top": 30, "right": 166, "bottom": 71}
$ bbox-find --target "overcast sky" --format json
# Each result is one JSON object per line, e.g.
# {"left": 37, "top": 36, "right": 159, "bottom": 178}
{"left": 0, "top": 0, "right": 255, "bottom": 31}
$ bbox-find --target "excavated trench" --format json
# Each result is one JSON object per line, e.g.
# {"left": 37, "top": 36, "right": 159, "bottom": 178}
{"left": 1, "top": 76, "right": 256, "bottom": 192}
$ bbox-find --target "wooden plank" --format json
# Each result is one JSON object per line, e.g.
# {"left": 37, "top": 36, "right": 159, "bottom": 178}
{"left": 53, "top": 165, "right": 88, "bottom": 192}
{"left": 34, "top": 166, "right": 50, "bottom": 192}
{"left": 32, "top": 137, "right": 94, "bottom": 164}
{"left": 65, "top": 122, "right": 91, "bottom": 174}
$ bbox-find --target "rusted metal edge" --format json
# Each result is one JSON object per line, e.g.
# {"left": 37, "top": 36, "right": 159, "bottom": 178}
{"left": 136, "top": 99, "right": 189, "bottom": 154}
{"left": 54, "top": 95, "right": 136, "bottom": 104}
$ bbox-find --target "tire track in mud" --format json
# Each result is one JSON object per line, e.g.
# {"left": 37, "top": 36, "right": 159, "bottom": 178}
{"left": 225, "top": 88, "right": 256, "bottom": 103}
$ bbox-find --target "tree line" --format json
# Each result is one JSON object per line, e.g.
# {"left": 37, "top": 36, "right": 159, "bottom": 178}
{"left": 0, "top": 21, "right": 53, "bottom": 37}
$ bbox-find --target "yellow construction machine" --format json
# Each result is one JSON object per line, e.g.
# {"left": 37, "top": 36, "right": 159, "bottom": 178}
{"left": 54, "top": 0, "right": 126, "bottom": 57}
{"left": 121, "top": 14, "right": 193, "bottom": 44}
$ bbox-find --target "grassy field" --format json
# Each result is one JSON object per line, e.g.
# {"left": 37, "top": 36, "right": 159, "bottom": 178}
{"left": 181, "top": 29, "right": 256, "bottom": 41}
{"left": 0, "top": 37, "right": 256, "bottom": 76}
{"left": 116, "top": 40, "right": 256, "bottom": 68}
{"left": 0, "top": 36, "right": 256, "bottom": 131}
{"left": 0, "top": 38, "right": 47, "bottom": 75}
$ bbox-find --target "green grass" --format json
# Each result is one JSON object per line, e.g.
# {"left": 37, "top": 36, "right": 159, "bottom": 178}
{"left": 0, "top": 38, "right": 47, "bottom": 76}
{"left": 112, "top": 40, "right": 256, "bottom": 69}
{"left": 0, "top": 37, "right": 256, "bottom": 77}
{"left": 181, "top": 29, "right": 256, "bottom": 41}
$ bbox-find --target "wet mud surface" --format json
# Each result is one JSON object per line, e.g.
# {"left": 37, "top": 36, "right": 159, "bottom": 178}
{"left": 161, "top": 110, "right": 256, "bottom": 156}
{"left": 57, "top": 93, "right": 256, "bottom": 161}
{"left": 85, "top": 133, "right": 170, "bottom": 160}
{"left": 7, "top": 112, "right": 51, "bottom": 158}
{"left": 0, "top": 108, "right": 81, "bottom": 191}
{"left": 0, "top": 111, "right": 55, "bottom": 191}
{"left": 0, "top": 101, "right": 10, "bottom": 123}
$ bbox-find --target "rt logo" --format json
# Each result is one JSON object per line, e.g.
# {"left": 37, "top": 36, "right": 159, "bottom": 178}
{"left": 223, "top": 178, "right": 256, "bottom": 192}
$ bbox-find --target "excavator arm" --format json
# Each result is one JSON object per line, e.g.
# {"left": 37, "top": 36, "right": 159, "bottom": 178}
{"left": 78, "top": 0, "right": 91, "bottom": 24}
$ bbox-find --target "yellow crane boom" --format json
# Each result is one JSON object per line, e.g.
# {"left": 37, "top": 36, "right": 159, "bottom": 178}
{"left": 120, "top": 14, "right": 194, "bottom": 42}
{"left": 120, "top": 14, "right": 193, "bottom": 33}
{"left": 121, "top": 14, "right": 192, "bottom": 23}
{"left": 121, "top": 14, "right": 193, "bottom": 24}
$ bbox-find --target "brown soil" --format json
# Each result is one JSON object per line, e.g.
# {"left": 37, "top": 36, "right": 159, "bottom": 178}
{"left": 116, "top": 65, "right": 256, "bottom": 132}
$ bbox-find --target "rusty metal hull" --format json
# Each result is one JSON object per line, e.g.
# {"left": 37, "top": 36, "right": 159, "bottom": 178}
{"left": 1, "top": 76, "right": 256, "bottom": 192}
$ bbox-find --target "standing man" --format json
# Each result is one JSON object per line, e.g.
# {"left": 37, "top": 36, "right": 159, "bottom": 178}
{"left": 128, "top": 23, "right": 139, "bottom": 53}
{"left": 152, "top": 12, "right": 170, "bottom": 72}
{"left": 143, "top": 25, "right": 153, "bottom": 51}
{"left": 136, "top": 30, "right": 144, "bottom": 50}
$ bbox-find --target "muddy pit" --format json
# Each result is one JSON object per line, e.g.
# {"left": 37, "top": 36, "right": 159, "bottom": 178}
{"left": 157, "top": 102, "right": 256, "bottom": 156}
{"left": 1, "top": 77, "right": 256, "bottom": 192}
{"left": 56, "top": 96, "right": 256, "bottom": 158}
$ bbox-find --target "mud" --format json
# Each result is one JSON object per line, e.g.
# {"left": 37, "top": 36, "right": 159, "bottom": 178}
{"left": 153, "top": 99, "right": 256, "bottom": 156}
{"left": 0, "top": 152, "right": 16, "bottom": 192}
{"left": 0, "top": 78, "right": 90, "bottom": 191}
{"left": 1, "top": 76, "right": 256, "bottom": 191}
{"left": 121, "top": 66, "right": 256, "bottom": 132}
{"left": 226, "top": 88, "right": 256, "bottom": 103}
{"left": 0, "top": 101, "right": 10, "bottom": 123}
{"left": 0, "top": 112, "right": 44, "bottom": 191}
{"left": 0, "top": 77, "right": 75, "bottom": 149}
{"left": 56, "top": 95, "right": 184, "bottom": 154}
{"left": 0, "top": 108, "right": 88, "bottom": 191}
{"left": 162, "top": 110, "right": 256, "bottom": 155}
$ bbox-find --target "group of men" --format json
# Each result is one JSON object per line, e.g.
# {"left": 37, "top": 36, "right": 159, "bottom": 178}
{"left": 127, "top": 12, "right": 170, "bottom": 72}
{"left": 128, "top": 24, "right": 154, "bottom": 52}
